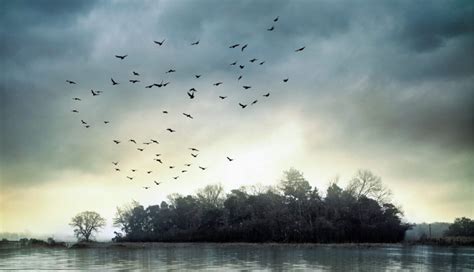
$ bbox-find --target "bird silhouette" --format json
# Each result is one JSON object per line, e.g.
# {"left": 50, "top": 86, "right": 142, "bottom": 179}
{"left": 181, "top": 170, "right": 187, "bottom": 173}
{"left": 251, "top": 100, "right": 258, "bottom": 105}
{"left": 239, "top": 103, "right": 247, "bottom": 109}
{"left": 137, "top": 148, "right": 144, "bottom": 151}
{"left": 187, "top": 92, "right": 195, "bottom": 99}
{"left": 127, "top": 176, "right": 134, "bottom": 180}
{"left": 191, "top": 153, "right": 198, "bottom": 158}
{"left": 129, "top": 79, "right": 140, "bottom": 83}
{"left": 131, "top": 169, "right": 137, "bottom": 172}
{"left": 189, "top": 88, "right": 197, "bottom": 92}
{"left": 113, "top": 140, "right": 120, "bottom": 144}
{"left": 227, "top": 157, "right": 234, "bottom": 161}
{"left": 112, "top": 162, "right": 119, "bottom": 165}
{"left": 163, "top": 110, "right": 168, "bottom": 114}
{"left": 163, "top": 82, "right": 170, "bottom": 86}
{"left": 229, "top": 44, "right": 240, "bottom": 48}
{"left": 115, "top": 55, "right": 128, "bottom": 60}
{"left": 154, "top": 181, "right": 161, "bottom": 185}
{"left": 154, "top": 39, "right": 165, "bottom": 46}
{"left": 147, "top": 171, "right": 152, "bottom": 174}
{"left": 81, "top": 120, "right": 87, "bottom": 125}
{"left": 191, "top": 40, "right": 199, "bottom": 45}
{"left": 155, "top": 153, "right": 161, "bottom": 157}
{"left": 115, "top": 168, "right": 120, "bottom": 171}
{"left": 72, "top": 110, "right": 79, "bottom": 113}
{"left": 183, "top": 113, "right": 193, "bottom": 119}
{"left": 274, "top": 16, "right": 279, "bottom": 22}
{"left": 230, "top": 61, "right": 237, "bottom": 66}
{"left": 145, "top": 84, "right": 154, "bottom": 88}
{"left": 199, "top": 166, "right": 207, "bottom": 170}
{"left": 143, "top": 142, "right": 151, "bottom": 145}
{"left": 239, "top": 65, "right": 245, "bottom": 69}
{"left": 151, "top": 139, "right": 159, "bottom": 144}
{"left": 184, "top": 163, "right": 191, "bottom": 167}
{"left": 129, "top": 139, "right": 137, "bottom": 144}
{"left": 189, "top": 148, "right": 199, "bottom": 152}
{"left": 219, "top": 96, "right": 227, "bottom": 99}
{"left": 84, "top": 125, "right": 90, "bottom": 128}
{"left": 154, "top": 82, "right": 163, "bottom": 87}
{"left": 267, "top": 26, "right": 274, "bottom": 31}
{"left": 195, "top": 75, "right": 201, "bottom": 78}
{"left": 169, "top": 166, "right": 174, "bottom": 169}
{"left": 241, "top": 44, "right": 248, "bottom": 51}
{"left": 166, "top": 69, "right": 176, "bottom": 73}
{"left": 104, "top": 121, "right": 110, "bottom": 124}
{"left": 167, "top": 128, "right": 176, "bottom": 133}
{"left": 155, "top": 158, "right": 163, "bottom": 164}
{"left": 73, "top": 98, "right": 81, "bottom": 101}
{"left": 259, "top": 61, "right": 265, "bottom": 65}
{"left": 238, "top": 75, "right": 242, "bottom": 80}
{"left": 132, "top": 71, "right": 140, "bottom": 76}
{"left": 283, "top": 78, "right": 289, "bottom": 82}
{"left": 243, "top": 86, "right": 251, "bottom": 89}
{"left": 143, "top": 186, "right": 150, "bottom": 189}
{"left": 295, "top": 46, "right": 305, "bottom": 52}
{"left": 263, "top": 93, "right": 270, "bottom": 97}
{"left": 214, "top": 82, "right": 223, "bottom": 86}
{"left": 111, "top": 78, "right": 119, "bottom": 85}
{"left": 66, "top": 80, "right": 76, "bottom": 84}
{"left": 91, "top": 89, "right": 99, "bottom": 96}
{"left": 249, "top": 58, "right": 257, "bottom": 63}
{"left": 173, "top": 176, "right": 179, "bottom": 180}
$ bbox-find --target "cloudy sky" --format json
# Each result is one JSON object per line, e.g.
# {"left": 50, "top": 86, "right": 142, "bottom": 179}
{"left": 1, "top": 0, "right": 473, "bottom": 239}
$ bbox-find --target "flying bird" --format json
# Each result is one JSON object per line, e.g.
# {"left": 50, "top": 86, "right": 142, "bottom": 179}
{"left": 112, "top": 162, "right": 119, "bottom": 165}
{"left": 259, "top": 61, "right": 265, "bottom": 65}
{"left": 147, "top": 171, "right": 152, "bottom": 174}
{"left": 127, "top": 176, "right": 133, "bottom": 180}
{"left": 154, "top": 82, "right": 163, "bottom": 87}
{"left": 183, "top": 113, "right": 193, "bottom": 119}
{"left": 219, "top": 96, "right": 227, "bottom": 99}
{"left": 166, "top": 69, "right": 176, "bottom": 73}
{"left": 66, "top": 80, "right": 76, "bottom": 84}
{"left": 199, "top": 166, "right": 207, "bottom": 170}
{"left": 181, "top": 170, "right": 187, "bottom": 173}
{"left": 169, "top": 166, "right": 174, "bottom": 169}
{"left": 115, "top": 55, "right": 127, "bottom": 60}
{"left": 154, "top": 181, "right": 161, "bottom": 185}
{"left": 163, "top": 82, "right": 170, "bottom": 87}
{"left": 187, "top": 92, "right": 195, "bottom": 99}
{"left": 191, "top": 153, "right": 198, "bottom": 158}
{"left": 189, "top": 148, "right": 199, "bottom": 152}
{"left": 137, "top": 148, "right": 144, "bottom": 152}
{"left": 145, "top": 84, "right": 154, "bottom": 88}
{"left": 229, "top": 44, "right": 240, "bottom": 48}
{"left": 151, "top": 139, "right": 159, "bottom": 144}
{"left": 129, "top": 79, "right": 140, "bottom": 83}
{"left": 111, "top": 78, "right": 119, "bottom": 85}
{"left": 195, "top": 75, "right": 201, "bottom": 78}
{"left": 143, "top": 142, "right": 151, "bottom": 145}
{"left": 91, "top": 89, "right": 99, "bottom": 96}
{"left": 274, "top": 16, "right": 279, "bottom": 22}
{"left": 167, "top": 128, "right": 176, "bottom": 133}
{"left": 241, "top": 44, "right": 248, "bottom": 51}
{"left": 155, "top": 154, "right": 161, "bottom": 157}
{"left": 238, "top": 75, "right": 242, "bottom": 80}
{"left": 295, "top": 46, "right": 306, "bottom": 52}
{"left": 143, "top": 187, "right": 150, "bottom": 189}
{"left": 155, "top": 158, "right": 163, "bottom": 164}
{"left": 104, "top": 121, "right": 110, "bottom": 124}
{"left": 81, "top": 120, "right": 87, "bottom": 125}
{"left": 243, "top": 86, "right": 251, "bottom": 89}
{"left": 173, "top": 176, "right": 179, "bottom": 180}
{"left": 251, "top": 100, "right": 258, "bottom": 105}
{"left": 227, "top": 157, "right": 234, "bottom": 162}
{"left": 230, "top": 61, "right": 237, "bottom": 66}
{"left": 113, "top": 140, "right": 120, "bottom": 144}
{"left": 129, "top": 139, "right": 137, "bottom": 144}
{"left": 239, "top": 103, "right": 247, "bottom": 109}
{"left": 131, "top": 169, "right": 137, "bottom": 172}
{"left": 239, "top": 65, "right": 245, "bottom": 69}
{"left": 213, "top": 82, "right": 223, "bottom": 86}
{"left": 72, "top": 110, "right": 79, "bottom": 113}
{"left": 84, "top": 125, "right": 90, "bottom": 128}
{"left": 73, "top": 98, "right": 81, "bottom": 101}
{"left": 163, "top": 110, "right": 168, "bottom": 114}
{"left": 267, "top": 26, "right": 274, "bottom": 31}
{"left": 115, "top": 168, "right": 120, "bottom": 172}
{"left": 154, "top": 39, "right": 165, "bottom": 46}
{"left": 283, "top": 78, "right": 289, "bottom": 82}
{"left": 189, "top": 88, "right": 197, "bottom": 92}
{"left": 263, "top": 93, "right": 270, "bottom": 97}
{"left": 132, "top": 71, "right": 139, "bottom": 76}
{"left": 249, "top": 58, "right": 257, "bottom": 63}
{"left": 191, "top": 40, "right": 199, "bottom": 45}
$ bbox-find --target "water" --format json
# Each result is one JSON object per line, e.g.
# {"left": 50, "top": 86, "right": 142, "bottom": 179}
{"left": 1, "top": 243, "right": 473, "bottom": 271}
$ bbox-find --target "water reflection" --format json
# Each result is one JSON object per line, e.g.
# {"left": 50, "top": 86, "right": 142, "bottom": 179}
{"left": 1, "top": 244, "right": 473, "bottom": 271}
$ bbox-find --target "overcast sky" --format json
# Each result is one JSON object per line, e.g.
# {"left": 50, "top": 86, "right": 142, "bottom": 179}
{"left": 1, "top": 0, "right": 473, "bottom": 239}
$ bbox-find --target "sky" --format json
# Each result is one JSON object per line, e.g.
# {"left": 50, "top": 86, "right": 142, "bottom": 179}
{"left": 0, "top": 0, "right": 473, "bottom": 240}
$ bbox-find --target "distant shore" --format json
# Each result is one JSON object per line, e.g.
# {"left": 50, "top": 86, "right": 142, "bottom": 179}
{"left": 2, "top": 238, "right": 473, "bottom": 250}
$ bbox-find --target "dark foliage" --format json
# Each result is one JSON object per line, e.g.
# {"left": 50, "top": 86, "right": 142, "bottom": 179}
{"left": 444, "top": 217, "right": 474, "bottom": 237}
{"left": 113, "top": 169, "right": 410, "bottom": 243}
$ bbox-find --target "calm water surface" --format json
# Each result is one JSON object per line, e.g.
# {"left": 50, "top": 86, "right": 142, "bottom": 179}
{"left": 1, "top": 244, "right": 473, "bottom": 271}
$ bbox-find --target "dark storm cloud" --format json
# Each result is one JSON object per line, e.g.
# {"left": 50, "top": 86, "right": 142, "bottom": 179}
{"left": 1, "top": 0, "right": 473, "bottom": 187}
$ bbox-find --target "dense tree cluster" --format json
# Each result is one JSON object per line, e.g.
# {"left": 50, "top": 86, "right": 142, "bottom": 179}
{"left": 113, "top": 169, "right": 409, "bottom": 243}
{"left": 444, "top": 217, "right": 474, "bottom": 237}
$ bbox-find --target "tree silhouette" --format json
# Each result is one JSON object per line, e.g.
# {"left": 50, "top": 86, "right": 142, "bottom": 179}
{"left": 70, "top": 211, "right": 106, "bottom": 242}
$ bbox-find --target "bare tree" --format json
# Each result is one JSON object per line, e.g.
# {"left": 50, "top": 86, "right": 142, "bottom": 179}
{"left": 196, "top": 183, "right": 225, "bottom": 208}
{"left": 69, "top": 211, "right": 106, "bottom": 242}
{"left": 113, "top": 200, "right": 139, "bottom": 234}
{"left": 346, "top": 169, "right": 392, "bottom": 204}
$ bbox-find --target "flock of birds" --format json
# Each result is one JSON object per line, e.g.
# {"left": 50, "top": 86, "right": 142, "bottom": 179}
{"left": 67, "top": 16, "right": 305, "bottom": 190}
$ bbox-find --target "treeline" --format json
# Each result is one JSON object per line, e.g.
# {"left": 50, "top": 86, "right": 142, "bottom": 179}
{"left": 113, "top": 169, "right": 410, "bottom": 243}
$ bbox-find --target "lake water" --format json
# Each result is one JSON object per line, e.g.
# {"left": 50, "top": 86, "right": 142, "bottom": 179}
{"left": 1, "top": 243, "right": 473, "bottom": 271}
